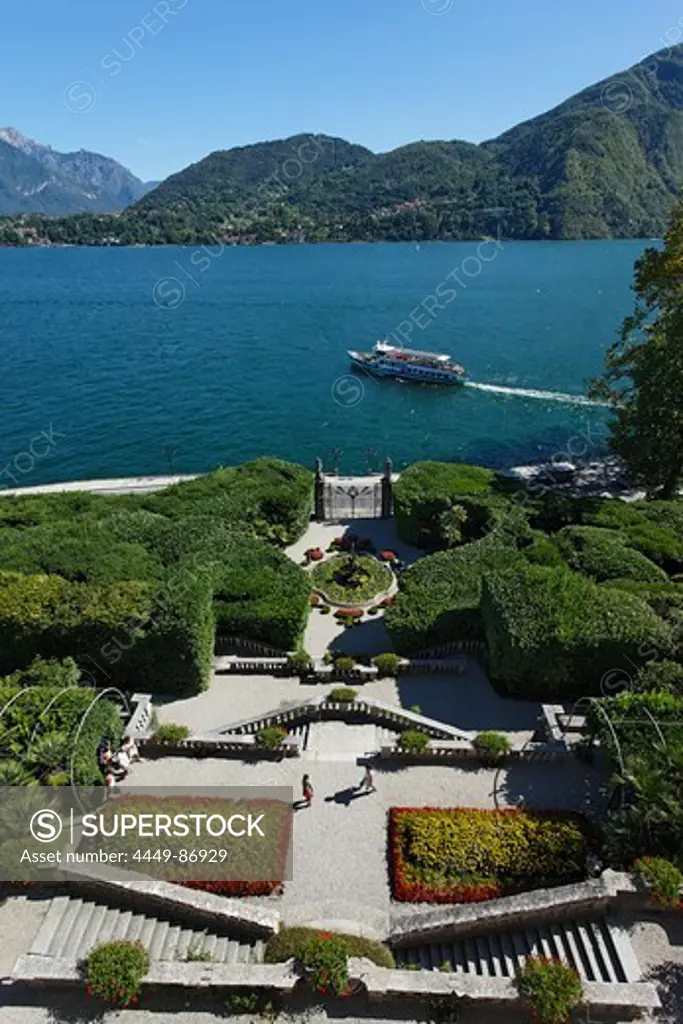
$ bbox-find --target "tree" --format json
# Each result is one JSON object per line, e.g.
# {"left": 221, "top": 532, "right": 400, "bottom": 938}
{"left": 590, "top": 209, "right": 683, "bottom": 497}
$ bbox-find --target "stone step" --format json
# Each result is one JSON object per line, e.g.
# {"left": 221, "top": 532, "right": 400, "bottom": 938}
{"left": 29, "top": 897, "right": 266, "bottom": 966}
{"left": 395, "top": 916, "right": 640, "bottom": 984}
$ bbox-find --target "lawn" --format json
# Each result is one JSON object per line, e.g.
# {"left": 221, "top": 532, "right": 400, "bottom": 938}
{"left": 311, "top": 554, "right": 392, "bottom": 604}
{"left": 390, "top": 807, "right": 593, "bottom": 903}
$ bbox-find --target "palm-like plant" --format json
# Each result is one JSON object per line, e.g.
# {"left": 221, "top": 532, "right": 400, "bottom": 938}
{"left": 25, "top": 732, "right": 70, "bottom": 778}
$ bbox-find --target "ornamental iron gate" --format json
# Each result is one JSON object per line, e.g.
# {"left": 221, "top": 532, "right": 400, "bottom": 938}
{"left": 314, "top": 459, "right": 394, "bottom": 521}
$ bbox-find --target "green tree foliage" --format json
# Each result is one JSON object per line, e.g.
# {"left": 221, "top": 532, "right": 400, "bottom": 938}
{"left": 590, "top": 206, "right": 683, "bottom": 496}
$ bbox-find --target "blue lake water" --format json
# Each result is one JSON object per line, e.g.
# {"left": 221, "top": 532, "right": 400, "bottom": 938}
{"left": 0, "top": 239, "right": 649, "bottom": 484}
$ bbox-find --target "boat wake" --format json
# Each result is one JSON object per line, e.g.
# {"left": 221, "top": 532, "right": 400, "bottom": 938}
{"left": 464, "top": 381, "right": 608, "bottom": 407}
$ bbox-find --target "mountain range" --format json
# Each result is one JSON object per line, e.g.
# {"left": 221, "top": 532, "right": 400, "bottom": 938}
{"left": 4, "top": 43, "right": 683, "bottom": 243}
{"left": 0, "top": 128, "right": 156, "bottom": 215}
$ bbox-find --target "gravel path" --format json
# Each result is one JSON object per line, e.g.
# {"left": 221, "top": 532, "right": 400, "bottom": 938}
{"left": 125, "top": 754, "right": 605, "bottom": 934}
{"left": 156, "top": 662, "right": 541, "bottom": 743}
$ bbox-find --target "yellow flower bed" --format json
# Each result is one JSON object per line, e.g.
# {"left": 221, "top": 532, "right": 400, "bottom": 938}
{"left": 390, "top": 808, "right": 591, "bottom": 903}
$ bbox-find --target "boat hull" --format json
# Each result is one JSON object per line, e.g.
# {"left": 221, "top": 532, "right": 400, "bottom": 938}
{"left": 348, "top": 352, "right": 465, "bottom": 385}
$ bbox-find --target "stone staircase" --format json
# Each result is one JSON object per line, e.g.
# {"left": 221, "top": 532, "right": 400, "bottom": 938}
{"left": 393, "top": 915, "right": 640, "bottom": 984}
{"left": 29, "top": 896, "right": 266, "bottom": 965}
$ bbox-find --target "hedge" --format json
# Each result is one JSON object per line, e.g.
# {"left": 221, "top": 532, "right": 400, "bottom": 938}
{"left": 0, "top": 519, "right": 164, "bottom": 584}
{"left": 0, "top": 569, "right": 214, "bottom": 695}
{"left": 393, "top": 461, "right": 496, "bottom": 550}
{"left": 264, "top": 927, "right": 394, "bottom": 969}
{"left": 0, "top": 685, "right": 123, "bottom": 784}
{"left": 212, "top": 537, "right": 309, "bottom": 650}
{"left": 385, "top": 535, "right": 522, "bottom": 653}
{"left": 586, "top": 500, "right": 683, "bottom": 573}
{"left": 555, "top": 527, "right": 668, "bottom": 584}
{"left": 482, "top": 565, "right": 671, "bottom": 698}
{"left": 141, "top": 457, "right": 313, "bottom": 545}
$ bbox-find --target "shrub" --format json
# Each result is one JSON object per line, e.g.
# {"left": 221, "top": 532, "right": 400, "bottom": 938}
{"left": 393, "top": 462, "right": 496, "bottom": 550}
{"left": 186, "top": 946, "right": 213, "bottom": 962}
{"left": 635, "top": 660, "right": 683, "bottom": 696}
{"left": 634, "top": 857, "right": 683, "bottom": 908}
{"left": 398, "top": 729, "right": 430, "bottom": 754}
{"left": 334, "top": 656, "right": 356, "bottom": 674}
{"left": 223, "top": 990, "right": 278, "bottom": 1016}
{"left": 320, "top": 604, "right": 331, "bottom": 615}
{"left": 152, "top": 723, "right": 190, "bottom": 745}
{"left": 474, "top": 731, "right": 510, "bottom": 763}
{"left": 287, "top": 651, "right": 312, "bottom": 676}
{"left": 517, "top": 956, "right": 583, "bottom": 1024}
{"left": 385, "top": 535, "right": 523, "bottom": 653}
{"left": 0, "top": 655, "right": 80, "bottom": 689}
{"left": 264, "top": 926, "right": 394, "bottom": 969}
{"left": 390, "top": 807, "right": 593, "bottom": 903}
{"left": 83, "top": 940, "right": 149, "bottom": 1007}
{"left": 482, "top": 565, "right": 670, "bottom": 698}
{"left": 372, "top": 652, "right": 402, "bottom": 677}
{"left": 0, "top": 685, "right": 123, "bottom": 785}
{"left": 257, "top": 726, "right": 287, "bottom": 750}
{"left": 297, "top": 932, "right": 349, "bottom": 996}
{"left": 555, "top": 526, "right": 667, "bottom": 584}
{"left": 328, "top": 687, "right": 358, "bottom": 702}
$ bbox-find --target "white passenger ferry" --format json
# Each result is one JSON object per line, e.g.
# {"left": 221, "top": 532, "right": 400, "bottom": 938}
{"left": 348, "top": 340, "right": 466, "bottom": 385}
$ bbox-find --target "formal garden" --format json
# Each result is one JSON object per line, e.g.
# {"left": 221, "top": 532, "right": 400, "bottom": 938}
{"left": 0, "top": 453, "right": 682, "bottom": 1022}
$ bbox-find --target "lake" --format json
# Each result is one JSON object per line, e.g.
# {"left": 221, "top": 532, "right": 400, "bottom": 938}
{"left": 0, "top": 239, "right": 648, "bottom": 485}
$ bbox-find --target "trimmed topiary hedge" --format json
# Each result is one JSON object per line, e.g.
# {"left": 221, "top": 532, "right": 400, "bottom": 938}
{"left": 555, "top": 526, "right": 668, "bottom": 583}
{"left": 393, "top": 461, "right": 496, "bottom": 550}
{"left": 141, "top": 457, "right": 313, "bottom": 545}
{"left": 0, "top": 569, "right": 214, "bottom": 695}
{"left": 482, "top": 564, "right": 670, "bottom": 698}
{"left": 212, "top": 538, "right": 309, "bottom": 651}
{"left": 0, "top": 520, "right": 164, "bottom": 585}
{"left": 385, "top": 535, "right": 522, "bottom": 653}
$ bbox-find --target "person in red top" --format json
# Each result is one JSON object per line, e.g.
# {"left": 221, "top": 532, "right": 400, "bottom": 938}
{"left": 302, "top": 774, "right": 313, "bottom": 806}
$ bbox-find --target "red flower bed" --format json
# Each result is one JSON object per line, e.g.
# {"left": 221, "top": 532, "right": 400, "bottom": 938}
{"left": 379, "top": 550, "right": 397, "bottom": 562}
{"left": 335, "top": 607, "right": 363, "bottom": 618}
{"left": 307, "top": 547, "right": 324, "bottom": 561}
{"left": 183, "top": 880, "right": 282, "bottom": 897}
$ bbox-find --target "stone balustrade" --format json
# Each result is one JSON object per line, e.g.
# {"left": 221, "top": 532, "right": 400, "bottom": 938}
{"left": 139, "top": 732, "right": 301, "bottom": 759}
{"left": 215, "top": 695, "right": 472, "bottom": 742}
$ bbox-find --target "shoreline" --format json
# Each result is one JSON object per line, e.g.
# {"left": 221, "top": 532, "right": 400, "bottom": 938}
{"left": 0, "top": 456, "right": 644, "bottom": 502}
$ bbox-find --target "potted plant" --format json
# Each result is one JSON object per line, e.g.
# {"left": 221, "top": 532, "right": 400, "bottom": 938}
{"left": 474, "top": 731, "right": 511, "bottom": 766}
{"left": 517, "top": 956, "right": 582, "bottom": 1024}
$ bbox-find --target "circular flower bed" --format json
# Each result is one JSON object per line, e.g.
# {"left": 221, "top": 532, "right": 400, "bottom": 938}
{"left": 311, "top": 554, "right": 393, "bottom": 605}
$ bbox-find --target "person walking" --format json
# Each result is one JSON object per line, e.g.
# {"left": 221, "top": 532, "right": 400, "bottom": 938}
{"left": 358, "top": 764, "right": 375, "bottom": 793}
{"left": 302, "top": 774, "right": 313, "bottom": 807}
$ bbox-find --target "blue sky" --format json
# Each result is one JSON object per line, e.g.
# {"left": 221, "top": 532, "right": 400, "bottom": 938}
{"left": 2, "top": 0, "right": 679, "bottom": 181}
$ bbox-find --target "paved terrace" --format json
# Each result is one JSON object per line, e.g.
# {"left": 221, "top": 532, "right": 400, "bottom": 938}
{"left": 124, "top": 754, "right": 605, "bottom": 938}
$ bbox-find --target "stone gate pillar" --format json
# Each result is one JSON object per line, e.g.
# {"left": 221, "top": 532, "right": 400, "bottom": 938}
{"left": 381, "top": 457, "right": 394, "bottom": 518}
{"left": 314, "top": 458, "right": 325, "bottom": 521}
